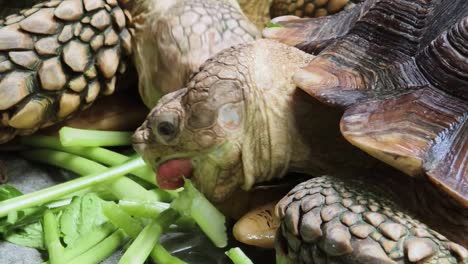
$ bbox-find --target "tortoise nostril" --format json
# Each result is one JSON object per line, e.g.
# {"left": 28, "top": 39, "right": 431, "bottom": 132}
{"left": 157, "top": 121, "right": 176, "bottom": 136}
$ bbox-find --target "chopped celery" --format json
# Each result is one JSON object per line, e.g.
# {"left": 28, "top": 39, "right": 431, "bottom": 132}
{"left": 102, "top": 201, "right": 143, "bottom": 238}
{"left": 62, "top": 223, "right": 115, "bottom": 260}
{"left": 21, "top": 149, "right": 105, "bottom": 175}
{"left": 0, "top": 157, "right": 146, "bottom": 218}
{"left": 225, "top": 247, "right": 254, "bottom": 264}
{"left": 118, "top": 209, "right": 179, "bottom": 264}
{"left": 19, "top": 150, "right": 155, "bottom": 201}
{"left": 43, "top": 210, "right": 64, "bottom": 264}
{"left": 118, "top": 200, "right": 170, "bottom": 218}
{"left": 103, "top": 201, "right": 185, "bottom": 264}
{"left": 59, "top": 127, "right": 132, "bottom": 147}
{"left": 67, "top": 229, "right": 128, "bottom": 264}
{"left": 152, "top": 244, "right": 186, "bottom": 264}
{"left": 6, "top": 129, "right": 232, "bottom": 264}
{"left": 172, "top": 180, "right": 227, "bottom": 248}
{"left": 20, "top": 136, "right": 154, "bottom": 184}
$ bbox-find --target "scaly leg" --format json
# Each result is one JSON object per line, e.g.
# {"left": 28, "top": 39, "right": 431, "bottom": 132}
{"left": 276, "top": 176, "right": 467, "bottom": 263}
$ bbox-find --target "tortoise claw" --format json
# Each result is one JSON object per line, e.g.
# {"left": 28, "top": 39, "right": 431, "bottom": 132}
{"left": 233, "top": 201, "right": 280, "bottom": 248}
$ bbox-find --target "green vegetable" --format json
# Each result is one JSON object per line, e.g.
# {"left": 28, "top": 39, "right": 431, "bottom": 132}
{"left": 0, "top": 157, "right": 146, "bottom": 218}
{"left": 4, "top": 222, "right": 44, "bottom": 250}
{"left": 49, "top": 195, "right": 126, "bottom": 263}
{"left": 0, "top": 186, "right": 47, "bottom": 249}
{"left": 43, "top": 210, "right": 64, "bottom": 264}
{"left": 103, "top": 201, "right": 186, "bottom": 264}
{"left": 172, "top": 180, "right": 227, "bottom": 248}
{"left": 4, "top": 130, "right": 230, "bottom": 264}
{"left": 118, "top": 209, "right": 179, "bottom": 264}
{"left": 102, "top": 201, "right": 143, "bottom": 238}
{"left": 152, "top": 244, "right": 186, "bottom": 264}
{"left": 59, "top": 127, "right": 133, "bottom": 147}
{"left": 21, "top": 136, "right": 154, "bottom": 184}
{"left": 60, "top": 194, "right": 108, "bottom": 246}
{"left": 266, "top": 22, "right": 283, "bottom": 28}
{"left": 225, "top": 247, "right": 254, "bottom": 264}
{"left": 62, "top": 223, "right": 115, "bottom": 260}
{"left": 118, "top": 200, "right": 170, "bottom": 218}
{"left": 67, "top": 229, "right": 128, "bottom": 264}
{"left": 20, "top": 149, "right": 154, "bottom": 201}
{"left": 0, "top": 185, "right": 22, "bottom": 201}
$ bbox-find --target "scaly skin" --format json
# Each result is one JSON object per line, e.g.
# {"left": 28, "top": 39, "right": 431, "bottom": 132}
{"left": 275, "top": 176, "right": 467, "bottom": 264}
{"left": 0, "top": 0, "right": 259, "bottom": 143}
{"left": 0, "top": 0, "right": 356, "bottom": 143}
{"left": 133, "top": 39, "right": 467, "bottom": 263}
{"left": 122, "top": 0, "right": 259, "bottom": 108}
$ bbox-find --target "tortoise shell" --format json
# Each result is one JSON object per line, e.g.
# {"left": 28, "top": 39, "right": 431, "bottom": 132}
{"left": 0, "top": 0, "right": 131, "bottom": 143}
{"left": 0, "top": 0, "right": 360, "bottom": 144}
{"left": 265, "top": 0, "right": 468, "bottom": 205}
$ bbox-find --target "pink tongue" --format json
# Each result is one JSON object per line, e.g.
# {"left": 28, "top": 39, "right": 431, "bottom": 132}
{"left": 157, "top": 159, "right": 193, "bottom": 190}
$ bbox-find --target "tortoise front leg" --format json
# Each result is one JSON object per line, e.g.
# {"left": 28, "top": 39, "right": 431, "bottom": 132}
{"left": 276, "top": 176, "right": 467, "bottom": 263}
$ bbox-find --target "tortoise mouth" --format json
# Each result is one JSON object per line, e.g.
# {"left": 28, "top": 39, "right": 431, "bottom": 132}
{"left": 156, "top": 158, "right": 193, "bottom": 190}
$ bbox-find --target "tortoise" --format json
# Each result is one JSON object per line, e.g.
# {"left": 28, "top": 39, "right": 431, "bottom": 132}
{"left": 132, "top": 0, "right": 468, "bottom": 263}
{"left": 0, "top": 0, "right": 357, "bottom": 144}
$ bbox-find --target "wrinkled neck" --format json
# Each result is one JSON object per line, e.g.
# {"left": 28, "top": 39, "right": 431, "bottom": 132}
{"left": 242, "top": 78, "right": 297, "bottom": 187}
{"left": 240, "top": 40, "right": 315, "bottom": 189}
{"left": 243, "top": 85, "right": 360, "bottom": 186}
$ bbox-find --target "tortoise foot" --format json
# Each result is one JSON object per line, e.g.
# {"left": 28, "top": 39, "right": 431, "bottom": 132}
{"left": 275, "top": 176, "right": 467, "bottom": 263}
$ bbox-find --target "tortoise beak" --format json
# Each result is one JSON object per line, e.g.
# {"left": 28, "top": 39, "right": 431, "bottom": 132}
{"left": 132, "top": 125, "right": 150, "bottom": 152}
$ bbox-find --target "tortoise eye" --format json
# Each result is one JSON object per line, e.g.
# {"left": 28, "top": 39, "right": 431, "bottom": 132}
{"left": 157, "top": 121, "right": 176, "bottom": 136}
{"left": 149, "top": 111, "right": 180, "bottom": 143}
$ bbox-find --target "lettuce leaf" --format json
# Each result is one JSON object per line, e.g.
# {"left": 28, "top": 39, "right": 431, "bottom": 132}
{"left": 4, "top": 222, "right": 45, "bottom": 250}
{"left": 60, "top": 193, "right": 108, "bottom": 246}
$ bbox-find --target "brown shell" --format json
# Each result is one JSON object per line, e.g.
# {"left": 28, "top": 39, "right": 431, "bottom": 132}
{"left": 264, "top": 0, "right": 468, "bottom": 205}
{"left": 0, "top": 0, "right": 130, "bottom": 143}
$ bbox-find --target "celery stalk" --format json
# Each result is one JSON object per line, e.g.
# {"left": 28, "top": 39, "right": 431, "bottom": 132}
{"left": 19, "top": 149, "right": 155, "bottom": 202}
{"left": 0, "top": 157, "right": 145, "bottom": 218}
{"left": 103, "top": 202, "right": 185, "bottom": 264}
{"left": 172, "top": 180, "right": 227, "bottom": 248}
{"left": 43, "top": 210, "right": 64, "bottom": 264}
{"left": 102, "top": 201, "right": 142, "bottom": 238}
{"left": 152, "top": 244, "right": 186, "bottom": 264}
{"left": 118, "top": 200, "right": 170, "bottom": 218}
{"left": 67, "top": 229, "right": 128, "bottom": 264}
{"left": 225, "top": 247, "right": 254, "bottom": 264}
{"left": 118, "top": 209, "right": 179, "bottom": 264}
{"left": 20, "top": 136, "right": 154, "bottom": 184}
{"left": 62, "top": 223, "right": 116, "bottom": 260}
{"left": 59, "top": 127, "right": 132, "bottom": 147}
{"left": 21, "top": 149, "right": 104, "bottom": 176}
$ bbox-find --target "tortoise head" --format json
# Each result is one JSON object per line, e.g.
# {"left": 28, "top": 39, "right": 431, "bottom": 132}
{"left": 132, "top": 66, "right": 247, "bottom": 202}
{"left": 133, "top": 40, "right": 313, "bottom": 202}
